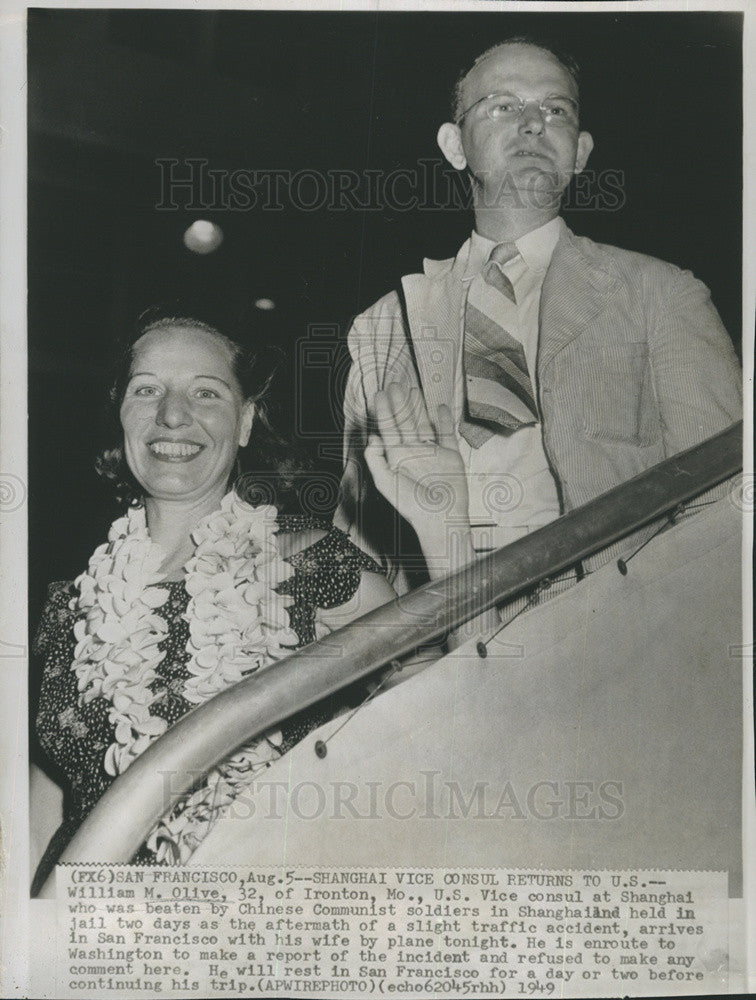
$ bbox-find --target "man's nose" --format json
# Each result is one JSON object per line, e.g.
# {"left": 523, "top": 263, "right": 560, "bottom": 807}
{"left": 518, "top": 102, "right": 546, "bottom": 135}
{"left": 156, "top": 390, "right": 192, "bottom": 427}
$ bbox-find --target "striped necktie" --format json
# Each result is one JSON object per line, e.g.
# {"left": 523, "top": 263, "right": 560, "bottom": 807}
{"left": 459, "top": 242, "right": 539, "bottom": 449}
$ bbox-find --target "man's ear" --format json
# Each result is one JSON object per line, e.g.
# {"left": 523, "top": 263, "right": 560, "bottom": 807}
{"left": 239, "top": 401, "right": 255, "bottom": 448}
{"left": 437, "top": 122, "right": 467, "bottom": 171}
{"left": 574, "top": 131, "right": 594, "bottom": 174}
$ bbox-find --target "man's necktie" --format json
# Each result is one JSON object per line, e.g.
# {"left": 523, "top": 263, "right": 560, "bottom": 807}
{"left": 459, "top": 242, "right": 539, "bottom": 449}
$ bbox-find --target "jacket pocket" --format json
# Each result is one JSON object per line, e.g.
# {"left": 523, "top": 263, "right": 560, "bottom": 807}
{"left": 580, "top": 342, "right": 658, "bottom": 445}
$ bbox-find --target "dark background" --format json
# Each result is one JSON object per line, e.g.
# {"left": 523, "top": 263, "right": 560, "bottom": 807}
{"left": 28, "top": 9, "right": 743, "bottom": 716}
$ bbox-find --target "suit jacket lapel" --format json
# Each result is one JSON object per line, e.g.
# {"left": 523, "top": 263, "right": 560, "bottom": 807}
{"left": 538, "top": 227, "right": 619, "bottom": 373}
{"left": 399, "top": 229, "right": 615, "bottom": 420}
{"left": 400, "top": 241, "right": 470, "bottom": 427}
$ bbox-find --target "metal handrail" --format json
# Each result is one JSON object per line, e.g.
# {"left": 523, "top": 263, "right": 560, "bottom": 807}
{"left": 42, "top": 422, "right": 742, "bottom": 888}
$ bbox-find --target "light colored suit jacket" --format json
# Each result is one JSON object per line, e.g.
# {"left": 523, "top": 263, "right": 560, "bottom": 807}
{"left": 338, "top": 224, "right": 742, "bottom": 583}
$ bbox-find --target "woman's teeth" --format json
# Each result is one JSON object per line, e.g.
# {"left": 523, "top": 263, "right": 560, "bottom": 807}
{"left": 149, "top": 441, "right": 202, "bottom": 457}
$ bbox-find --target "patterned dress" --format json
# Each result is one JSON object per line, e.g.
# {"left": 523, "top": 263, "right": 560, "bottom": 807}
{"left": 33, "top": 515, "right": 381, "bottom": 893}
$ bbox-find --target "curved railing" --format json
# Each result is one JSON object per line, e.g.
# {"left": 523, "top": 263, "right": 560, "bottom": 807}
{"left": 40, "top": 422, "right": 742, "bottom": 893}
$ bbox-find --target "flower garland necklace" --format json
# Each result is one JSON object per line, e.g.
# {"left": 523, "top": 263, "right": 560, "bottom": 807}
{"left": 70, "top": 491, "right": 299, "bottom": 861}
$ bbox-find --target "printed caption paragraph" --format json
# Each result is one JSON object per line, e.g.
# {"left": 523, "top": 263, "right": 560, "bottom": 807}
{"left": 56, "top": 866, "right": 730, "bottom": 997}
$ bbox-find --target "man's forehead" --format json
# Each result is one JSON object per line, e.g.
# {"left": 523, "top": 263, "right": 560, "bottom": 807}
{"left": 462, "top": 43, "right": 578, "bottom": 99}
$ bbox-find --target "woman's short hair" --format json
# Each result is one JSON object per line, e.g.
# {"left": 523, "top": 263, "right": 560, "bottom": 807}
{"left": 95, "top": 306, "right": 308, "bottom": 510}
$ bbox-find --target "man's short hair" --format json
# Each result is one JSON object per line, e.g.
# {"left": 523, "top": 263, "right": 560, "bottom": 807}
{"left": 451, "top": 35, "right": 581, "bottom": 122}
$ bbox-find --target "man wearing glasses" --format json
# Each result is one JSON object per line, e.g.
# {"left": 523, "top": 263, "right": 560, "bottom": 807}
{"left": 338, "top": 36, "right": 741, "bottom": 589}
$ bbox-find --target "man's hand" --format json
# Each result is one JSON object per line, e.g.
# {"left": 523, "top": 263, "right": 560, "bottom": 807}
{"left": 364, "top": 384, "right": 497, "bottom": 644}
{"left": 364, "top": 384, "right": 470, "bottom": 546}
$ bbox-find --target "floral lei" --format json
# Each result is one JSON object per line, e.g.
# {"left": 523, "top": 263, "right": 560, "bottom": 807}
{"left": 70, "top": 491, "right": 299, "bottom": 863}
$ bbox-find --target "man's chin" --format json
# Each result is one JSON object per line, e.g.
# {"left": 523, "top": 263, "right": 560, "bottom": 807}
{"left": 477, "top": 167, "right": 565, "bottom": 211}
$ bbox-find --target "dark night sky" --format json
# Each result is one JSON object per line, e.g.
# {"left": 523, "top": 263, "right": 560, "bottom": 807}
{"left": 28, "top": 9, "right": 743, "bottom": 659}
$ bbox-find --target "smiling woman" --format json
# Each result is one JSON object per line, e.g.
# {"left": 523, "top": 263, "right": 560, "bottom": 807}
{"left": 30, "top": 310, "right": 402, "bottom": 892}
{"left": 117, "top": 319, "right": 256, "bottom": 577}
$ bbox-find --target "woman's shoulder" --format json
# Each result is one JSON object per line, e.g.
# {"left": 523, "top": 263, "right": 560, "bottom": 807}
{"left": 276, "top": 514, "right": 381, "bottom": 572}
{"left": 276, "top": 514, "right": 393, "bottom": 617}
{"left": 276, "top": 515, "right": 329, "bottom": 560}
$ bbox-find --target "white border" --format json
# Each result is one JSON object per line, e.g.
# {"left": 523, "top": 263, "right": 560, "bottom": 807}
{"left": 0, "top": 3, "right": 29, "bottom": 997}
{"left": 740, "top": 5, "right": 755, "bottom": 992}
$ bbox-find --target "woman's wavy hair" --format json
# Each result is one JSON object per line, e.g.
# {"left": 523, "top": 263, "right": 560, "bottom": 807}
{"left": 95, "top": 306, "right": 312, "bottom": 513}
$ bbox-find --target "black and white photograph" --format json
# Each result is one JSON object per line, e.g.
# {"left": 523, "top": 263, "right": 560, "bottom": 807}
{"left": 0, "top": 2, "right": 753, "bottom": 997}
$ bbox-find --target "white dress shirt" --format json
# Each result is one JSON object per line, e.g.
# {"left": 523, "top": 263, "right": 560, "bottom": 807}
{"left": 454, "top": 217, "right": 564, "bottom": 552}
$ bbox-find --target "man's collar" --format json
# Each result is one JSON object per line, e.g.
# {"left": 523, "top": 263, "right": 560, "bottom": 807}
{"left": 463, "top": 216, "right": 566, "bottom": 280}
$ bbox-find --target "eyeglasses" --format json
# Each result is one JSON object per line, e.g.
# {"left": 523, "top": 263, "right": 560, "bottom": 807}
{"left": 457, "top": 92, "right": 579, "bottom": 128}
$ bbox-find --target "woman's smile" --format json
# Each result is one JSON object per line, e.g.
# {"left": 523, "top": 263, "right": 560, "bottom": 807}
{"left": 147, "top": 439, "right": 205, "bottom": 461}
